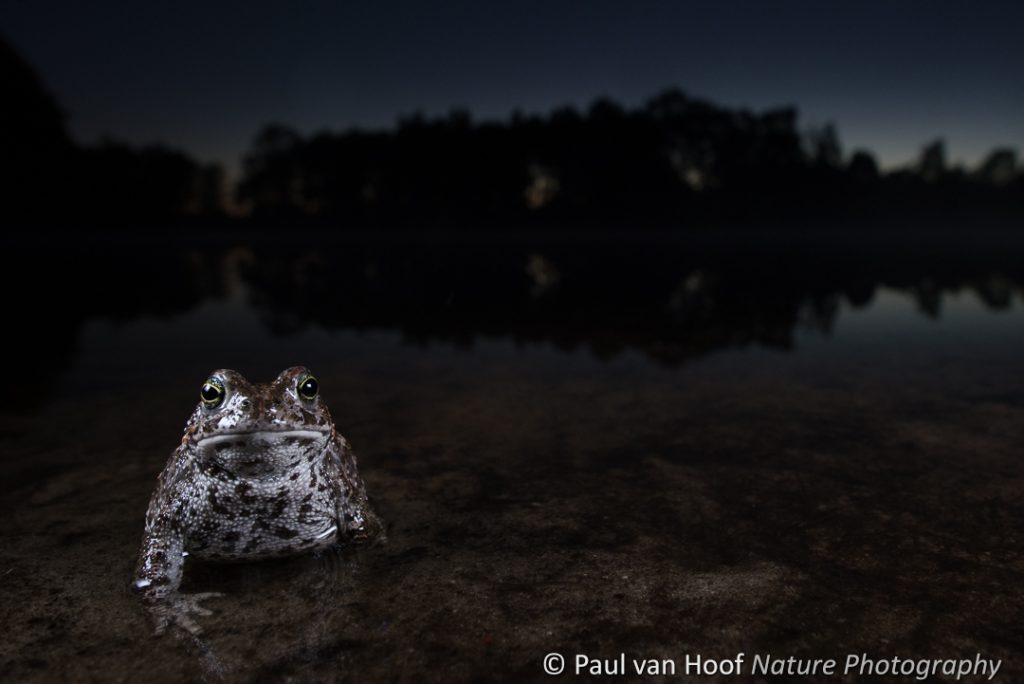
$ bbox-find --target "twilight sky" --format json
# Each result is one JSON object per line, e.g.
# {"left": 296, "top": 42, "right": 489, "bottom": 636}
{"left": 3, "top": 1, "right": 1022, "bottom": 177}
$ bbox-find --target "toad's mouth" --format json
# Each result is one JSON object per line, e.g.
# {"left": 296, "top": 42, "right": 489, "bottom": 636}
{"left": 197, "top": 429, "right": 329, "bottom": 447}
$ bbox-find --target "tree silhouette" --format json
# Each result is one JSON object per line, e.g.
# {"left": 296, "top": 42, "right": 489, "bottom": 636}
{"left": 0, "top": 38, "right": 74, "bottom": 217}
{"left": 1, "top": 37, "right": 1020, "bottom": 228}
{"left": 1, "top": 38, "right": 224, "bottom": 224}
{"left": 977, "top": 148, "right": 1017, "bottom": 187}
{"left": 918, "top": 139, "right": 947, "bottom": 182}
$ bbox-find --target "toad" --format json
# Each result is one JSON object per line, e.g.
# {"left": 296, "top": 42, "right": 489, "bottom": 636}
{"left": 133, "top": 367, "right": 383, "bottom": 634}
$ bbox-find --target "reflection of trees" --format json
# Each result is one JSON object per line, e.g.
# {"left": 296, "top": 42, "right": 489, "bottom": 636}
{"left": 6, "top": 235, "right": 1024, "bottom": 407}
{"left": 0, "top": 242, "right": 223, "bottom": 410}
{"left": 911, "top": 279, "right": 942, "bottom": 318}
{"left": 227, "top": 239, "right": 1024, "bottom": 367}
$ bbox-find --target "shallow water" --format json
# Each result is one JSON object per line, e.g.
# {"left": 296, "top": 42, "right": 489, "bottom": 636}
{"left": 1, "top": 231, "right": 1023, "bottom": 682}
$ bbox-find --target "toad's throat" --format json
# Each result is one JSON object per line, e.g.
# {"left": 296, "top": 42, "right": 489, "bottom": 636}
{"left": 197, "top": 429, "right": 330, "bottom": 476}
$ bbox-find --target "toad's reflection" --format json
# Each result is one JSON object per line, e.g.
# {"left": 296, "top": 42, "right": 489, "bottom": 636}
{"left": 168, "top": 548, "right": 381, "bottom": 680}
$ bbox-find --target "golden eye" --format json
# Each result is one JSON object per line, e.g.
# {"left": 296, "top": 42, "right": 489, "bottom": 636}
{"left": 297, "top": 373, "right": 318, "bottom": 401}
{"left": 200, "top": 378, "right": 225, "bottom": 407}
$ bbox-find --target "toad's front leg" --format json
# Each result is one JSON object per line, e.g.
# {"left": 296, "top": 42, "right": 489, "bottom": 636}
{"left": 133, "top": 513, "right": 222, "bottom": 636}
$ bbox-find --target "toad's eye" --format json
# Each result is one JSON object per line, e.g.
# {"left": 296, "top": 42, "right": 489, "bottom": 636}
{"left": 297, "top": 374, "right": 318, "bottom": 401}
{"left": 200, "top": 378, "right": 225, "bottom": 408}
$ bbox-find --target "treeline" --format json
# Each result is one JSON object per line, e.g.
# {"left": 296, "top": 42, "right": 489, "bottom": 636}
{"left": 237, "top": 94, "right": 1022, "bottom": 224}
{"left": 2, "top": 37, "right": 1021, "bottom": 227}
{"left": 1, "top": 39, "right": 224, "bottom": 223}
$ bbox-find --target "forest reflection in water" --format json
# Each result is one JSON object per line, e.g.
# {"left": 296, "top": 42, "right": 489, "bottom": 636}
{"left": 7, "top": 227, "right": 1024, "bottom": 403}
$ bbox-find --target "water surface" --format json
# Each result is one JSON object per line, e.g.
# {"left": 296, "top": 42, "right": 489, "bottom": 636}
{"left": 2, "top": 230, "right": 1023, "bottom": 681}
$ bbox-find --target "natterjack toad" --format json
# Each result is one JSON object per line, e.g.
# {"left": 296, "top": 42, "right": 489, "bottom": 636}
{"left": 133, "top": 367, "right": 383, "bottom": 634}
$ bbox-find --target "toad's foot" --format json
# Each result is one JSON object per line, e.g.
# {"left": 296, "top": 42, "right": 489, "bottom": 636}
{"left": 350, "top": 509, "right": 387, "bottom": 546}
{"left": 148, "top": 592, "right": 225, "bottom": 637}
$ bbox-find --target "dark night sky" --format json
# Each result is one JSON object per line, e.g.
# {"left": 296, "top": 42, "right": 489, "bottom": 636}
{"left": 3, "top": 1, "right": 1022, "bottom": 177}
